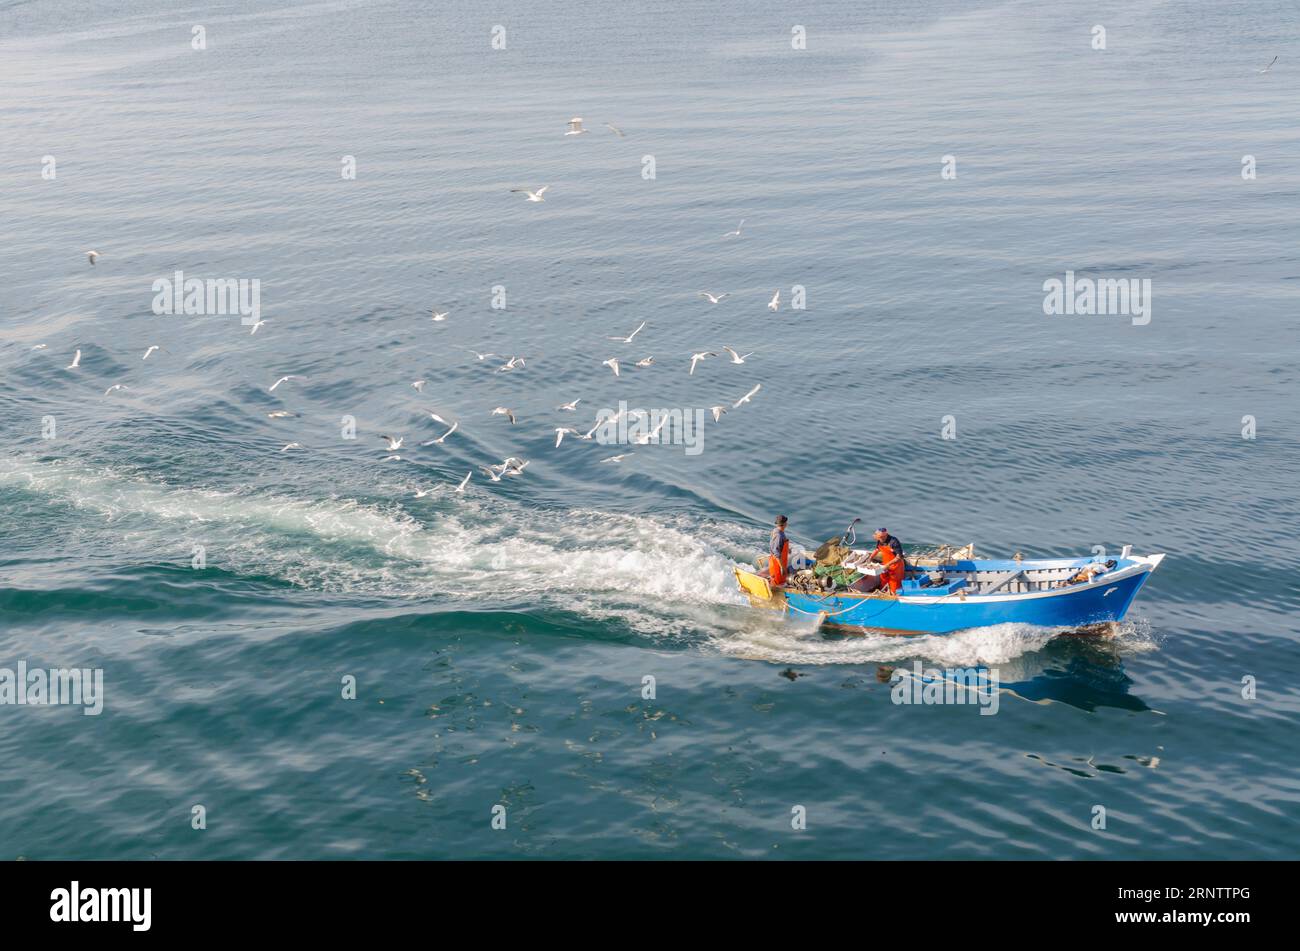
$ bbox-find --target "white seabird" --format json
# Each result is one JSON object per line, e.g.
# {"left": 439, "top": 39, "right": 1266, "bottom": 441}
{"left": 422, "top": 420, "right": 458, "bottom": 445}
{"left": 688, "top": 351, "right": 716, "bottom": 375}
{"left": 733, "top": 383, "right": 761, "bottom": 408}
{"left": 607, "top": 320, "right": 646, "bottom": 344}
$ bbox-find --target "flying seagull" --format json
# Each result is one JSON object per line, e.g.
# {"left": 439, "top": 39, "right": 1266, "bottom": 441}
{"left": 1257, "top": 55, "right": 1278, "bottom": 74}
{"left": 465, "top": 349, "right": 497, "bottom": 361}
{"left": 768, "top": 290, "right": 780, "bottom": 311}
{"left": 608, "top": 320, "right": 646, "bottom": 344}
{"left": 605, "top": 122, "right": 625, "bottom": 137}
{"left": 485, "top": 457, "right": 527, "bottom": 479}
{"left": 565, "top": 117, "right": 588, "bottom": 136}
{"left": 699, "top": 292, "right": 729, "bottom": 304}
{"left": 104, "top": 383, "right": 128, "bottom": 396}
{"left": 723, "top": 346, "right": 754, "bottom": 364}
{"left": 491, "top": 407, "right": 517, "bottom": 424}
{"left": 556, "top": 398, "right": 581, "bottom": 411}
{"left": 689, "top": 351, "right": 716, "bottom": 375}
{"left": 710, "top": 405, "right": 728, "bottom": 422}
{"left": 248, "top": 318, "right": 269, "bottom": 335}
{"left": 554, "top": 427, "right": 580, "bottom": 447}
{"left": 269, "top": 375, "right": 302, "bottom": 392}
{"left": 511, "top": 186, "right": 549, "bottom": 202}
{"left": 422, "top": 420, "right": 458, "bottom": 445}
{"left": 634, "top": 356, "right": 654, "bottom": 368}
{"left": 379, "top": 435, "right": 404, "bottom": 451}
{"left": 412, "top": 380, "right": 427, "bottom": 393}
{"left": 66, "top": 349, "right": 82, "bottom": 369}
{"left": 723, "top": 221, "right": 744, "bottom": 238}
{"left": 280, "top": 442, "right": 304, "bottom": 452}
{"left": 633, "top": 417, "right": 668, "bottom": 445}
{"left": 84, "top": 250, "right": 100, "bottom": 265}
{"left": 733, "top": 383, "right": 762, "bottom": 408}
{"left": 431, "top": 311, "right": 449, "bottom": 323}
{"left": 602, "top": 357, "right": 621, "bottom": 377}
{"left": 497, "top": 356, "right": 526, "bottom": 373}
{"left": 267, "top": 410, "right": 295, "bottom": 419}
{"left": 455, "top": 471, "right": 472, "bottom": 493}
{"left": 601, "top": 453, "right": 633, "bottom": 463}
{"left": 142, "top": 346, "right": 162, "bottom": 360}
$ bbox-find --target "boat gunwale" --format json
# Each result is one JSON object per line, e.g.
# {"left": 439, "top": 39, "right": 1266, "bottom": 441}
{"left": 735, "top": 554, "right": 1164, "bottom": 605}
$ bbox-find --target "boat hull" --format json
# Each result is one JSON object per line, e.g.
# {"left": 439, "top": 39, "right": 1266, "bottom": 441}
{"left": 733, "top": 555, "right": 1161, "bottom": 635}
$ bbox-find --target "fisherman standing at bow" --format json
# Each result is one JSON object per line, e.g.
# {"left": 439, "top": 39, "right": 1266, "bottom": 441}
{"left": 866, "top": 527, "right": 906, "bottom": 594}
{"left": 768, "top": 515, "right": 790, "bottom": 586}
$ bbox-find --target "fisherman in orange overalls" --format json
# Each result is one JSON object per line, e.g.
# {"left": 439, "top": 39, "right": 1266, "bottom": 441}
{"left": 867, "top": 527, "right": 906, "bottom": 594}
{"left": 768, "top": 515, "right": 791, "bottom": 586}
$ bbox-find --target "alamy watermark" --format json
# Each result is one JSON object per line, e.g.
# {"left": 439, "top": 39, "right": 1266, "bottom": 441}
{"left": 151, "top": 270, "right": 261, "bottom": 325}
{"left": 1042, "top": 270, "right": 1151, "bottom": 326}
{"left": 594, "top": 401, "right": 706, "bottom": 455}
{"left": 50, "top": 881, "right": 150, "bottom": 931}
{"left": 890, "top": 660, "right": 999, "bottom": 715}
{"left": 1, "top": 661, "right": 104, "bottom": 715}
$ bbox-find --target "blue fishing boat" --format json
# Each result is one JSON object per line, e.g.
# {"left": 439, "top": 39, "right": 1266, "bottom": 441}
{"left": 734, "top": 544, "right": 1165, "bottom": 636}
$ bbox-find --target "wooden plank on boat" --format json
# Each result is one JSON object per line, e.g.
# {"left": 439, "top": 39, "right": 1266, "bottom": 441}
{"left": 981, "top": 569, "right": 1025, "bottom": 594}
{"left": 734, "top": 567, "right": 772, "bottom": 601}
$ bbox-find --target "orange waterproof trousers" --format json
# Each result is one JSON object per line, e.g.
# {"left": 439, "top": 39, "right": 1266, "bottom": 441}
{"left": 769, "top": 554, "right": 787, "bottom": 586}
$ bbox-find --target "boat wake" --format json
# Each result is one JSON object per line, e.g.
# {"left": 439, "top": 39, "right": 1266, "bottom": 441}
{"left": 2, "top": 454, "right": 1162, "bottom": 665}
{"left": 0, "top": 455, "right": 748, "bottom": 637}
{"left": 711, "top": 616, "right": 1160, "bottom": 668}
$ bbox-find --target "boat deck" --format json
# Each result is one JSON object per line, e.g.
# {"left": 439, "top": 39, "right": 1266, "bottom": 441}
{"left": 902, "top": 557, "right": 1123, "bottom": 596}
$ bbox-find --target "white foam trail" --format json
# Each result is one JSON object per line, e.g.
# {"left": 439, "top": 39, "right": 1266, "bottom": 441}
{"left": 0, "top": 456, "right": 746, "bottom": 634}
{"left": 5, "top": 455, "right": 1146, "bottom": 662}
{"left": 713, "top": 618, "right": 1063, "bottom": 666}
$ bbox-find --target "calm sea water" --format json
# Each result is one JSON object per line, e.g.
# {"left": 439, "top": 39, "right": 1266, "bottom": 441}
{"left": 2, "top": 0, "right": 1299, "bottom": 859}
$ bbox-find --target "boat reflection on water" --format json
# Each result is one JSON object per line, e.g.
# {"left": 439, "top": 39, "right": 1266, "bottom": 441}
{"left": 873, "top": 633, "right": 1153, "bottom": 714}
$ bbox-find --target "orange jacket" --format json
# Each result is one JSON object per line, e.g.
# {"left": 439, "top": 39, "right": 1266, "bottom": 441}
{"left": 874, "top": 541, "right": 904, "bottom": 580}
{"left": 770, "top": 529, "right": 790, "bottom": 570}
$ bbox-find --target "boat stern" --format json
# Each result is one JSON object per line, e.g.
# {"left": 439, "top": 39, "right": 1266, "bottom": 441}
{"left": 734, "top": 566, "right": 784, "bottom": 608}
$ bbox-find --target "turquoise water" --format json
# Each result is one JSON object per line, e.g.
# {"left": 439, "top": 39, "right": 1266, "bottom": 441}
{"left": 2, "top": 0, "right": 1299, "bottom": 859}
